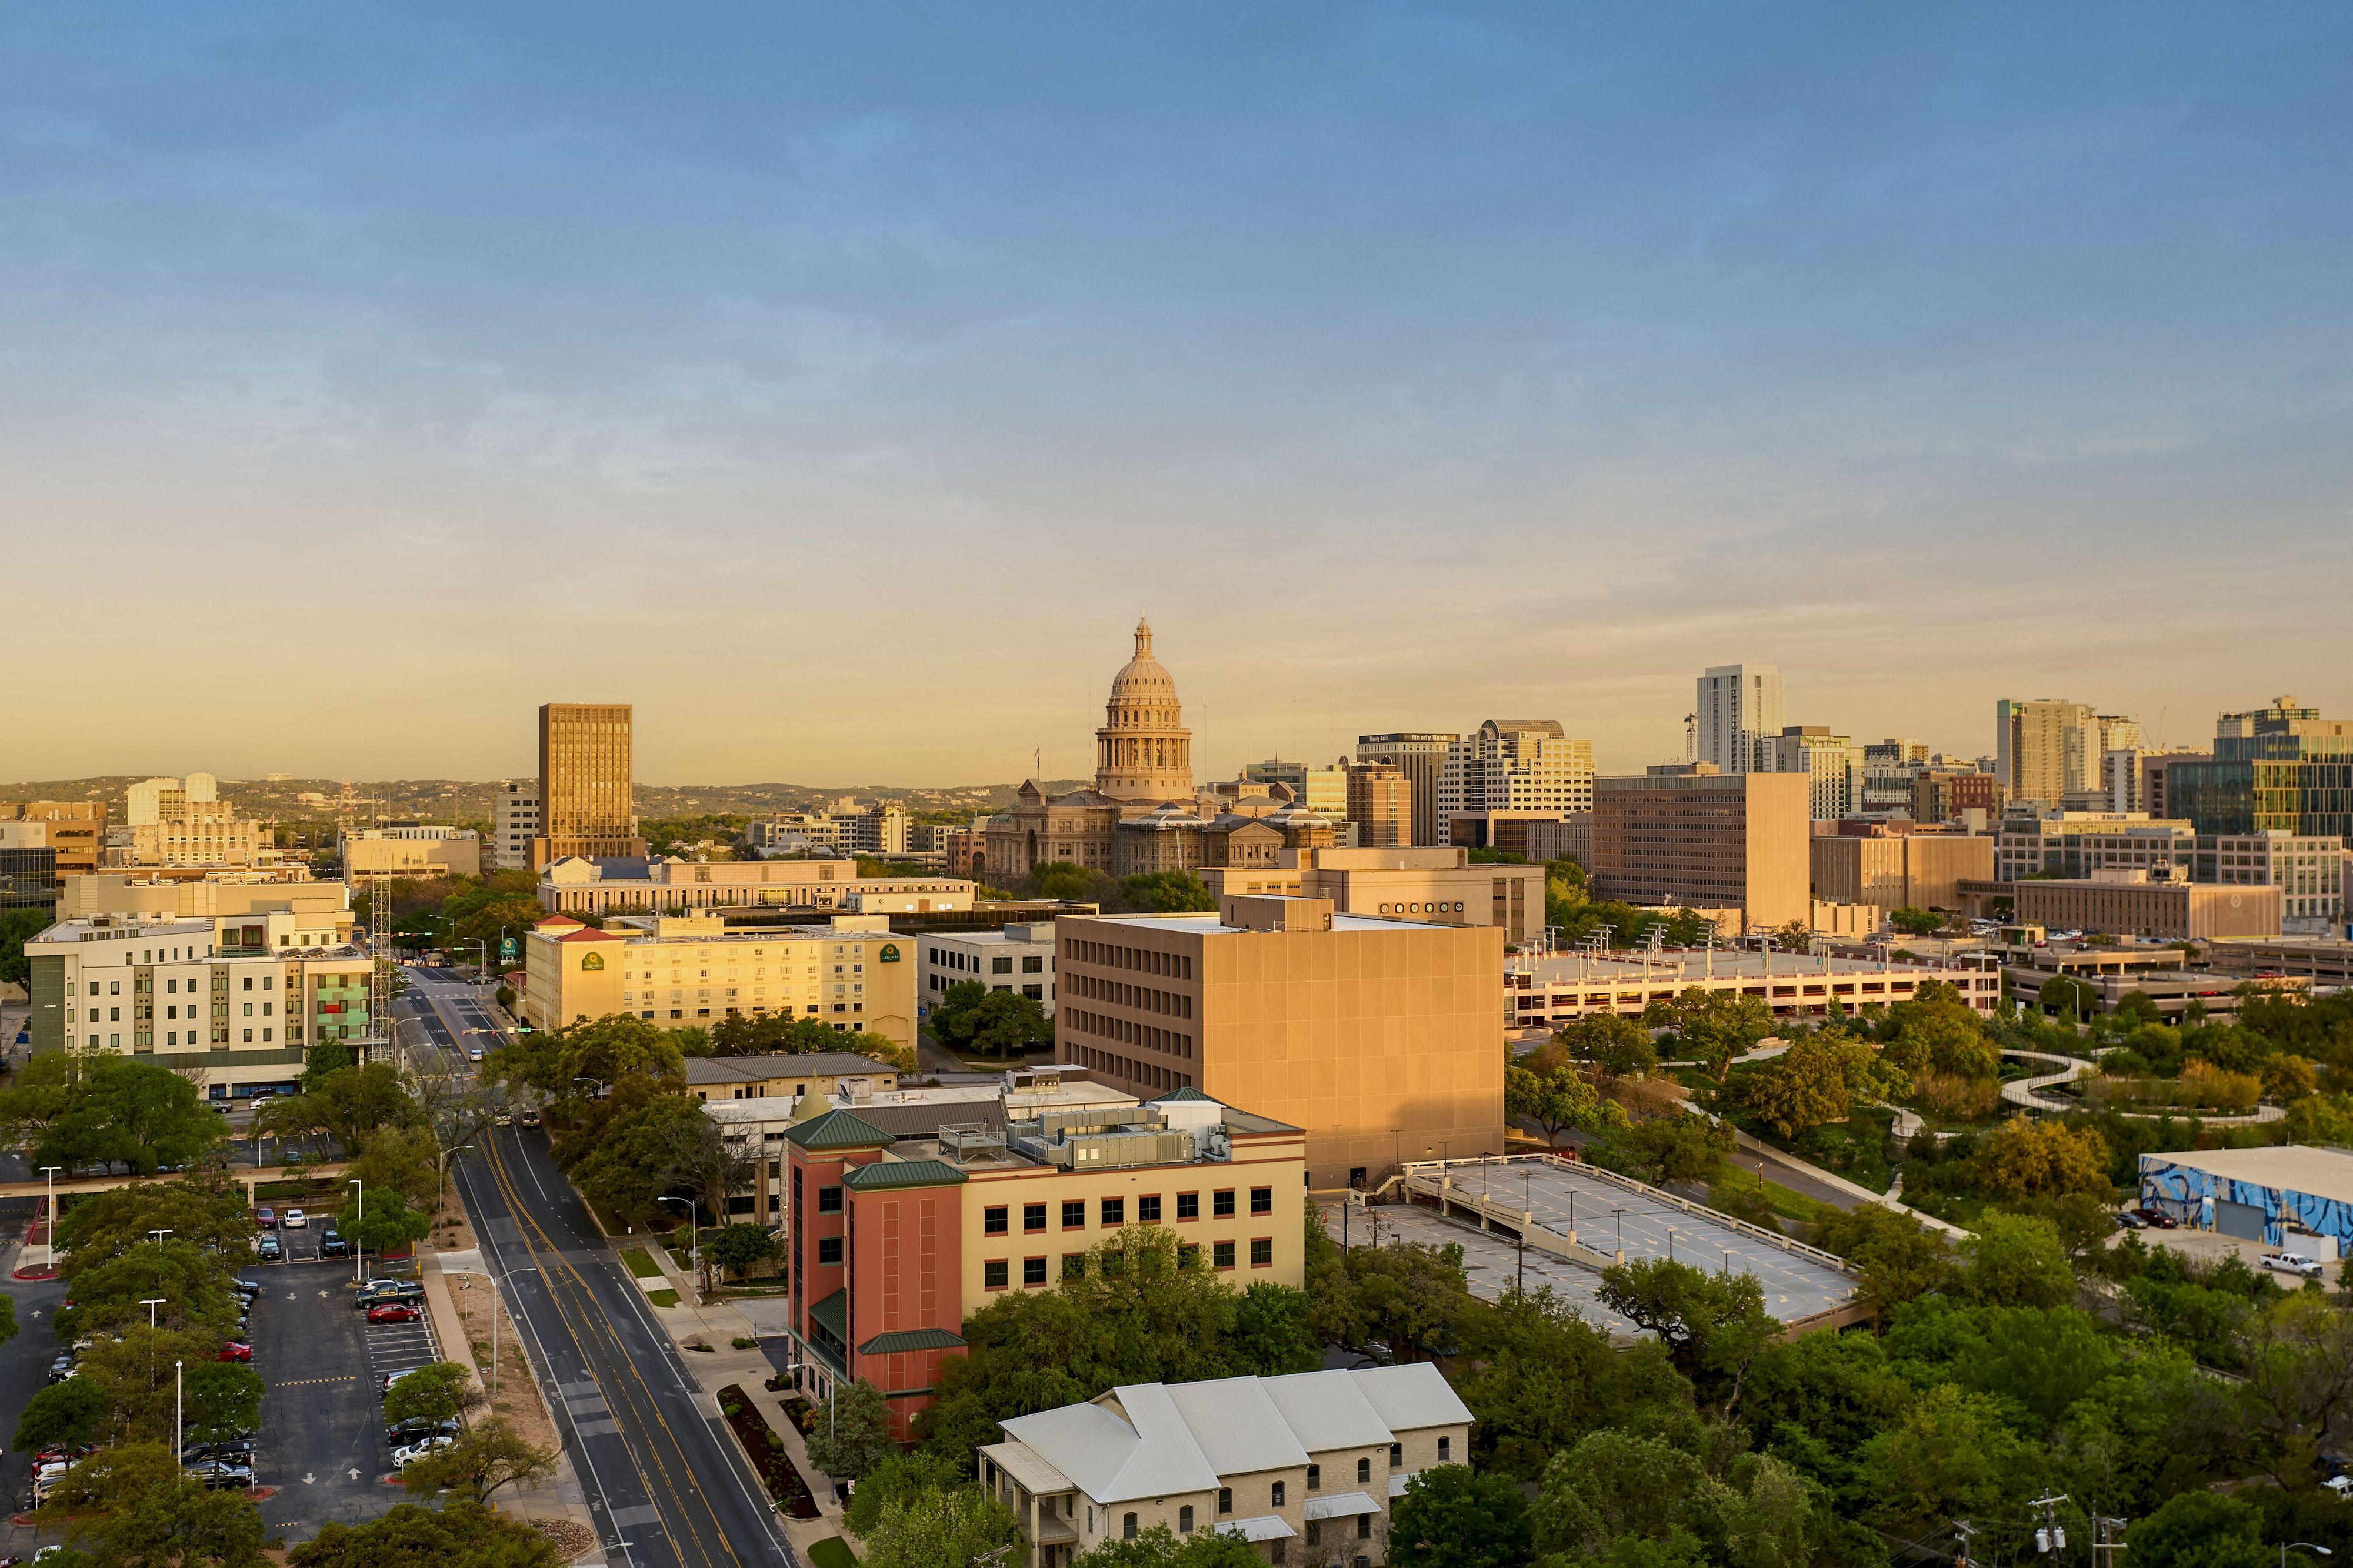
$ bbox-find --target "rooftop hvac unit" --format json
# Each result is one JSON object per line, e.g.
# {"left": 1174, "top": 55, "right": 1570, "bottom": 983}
{"left": 1039, "top": 1106, "right": 1164, "bottom": 1139}
{"left": 1045, "top": 1129, "right": 1197, "bottom": 1169}
{"left": 939, "top": 1123, "right": 1008, "bottom": 1160}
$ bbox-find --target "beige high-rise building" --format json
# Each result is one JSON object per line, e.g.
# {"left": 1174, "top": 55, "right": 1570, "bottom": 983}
{"left": 1809, "top": 829, "right": 1994, "bottom": 913}
{"left": 1241, "top": 759, "right": 1346, "bottom": 820}
{"left": 1435, "top": 720, "right": 1594, "bottom": 844}
{"left": 1355, "top": 733, "right": 1458, "bottom": 848}
{"left": 1997, "top": 699, "right": 2137, "bottom": 809}
{"left": 533, "top": 702, "right": 647, "bottom": 869}
{"left": 1344, "top": 762, "right": 1411, "bottom": 849}
{"left": 492, "top": 782, "right": 541, "bottom": 872}
{"left": 1592, "top": 765, "right": 1811, "bottom": 931}
{"left": 1055, "top": 896, "right": 1504, "bottom": 1188}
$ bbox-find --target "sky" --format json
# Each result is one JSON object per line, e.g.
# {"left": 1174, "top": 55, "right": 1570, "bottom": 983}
{"left": 4, "top": 4, "right": 2348, "bottom": 786}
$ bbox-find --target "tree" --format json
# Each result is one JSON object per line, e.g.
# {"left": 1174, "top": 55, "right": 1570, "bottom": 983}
{"left": 341, "top": 1189, "right": 433, "bottom": 1259}
{"left": 399, "top": 1417, "right": 557, "bottom": 1502}
{"left": 1734, "top": 1041, "right": 1855, "bottom": 1139}
{"left": 708, "top": 1013, "right": 863, "bottom": 1057}
{"left": 34, "top": 1057, "right": 228, "bottom": 1176}
{"left": 806, "top": 1379, "right": 898, "bottom": 1479}
{"left": 181, "top": 1362, "right": 265, "bottom": 1444}
{"left": 1587, "top": 1115, "right": 1734, "bottom": 1187}
{"left": 1555, "top": 1013, "right": 1660, "bottom": 1083}
{"left": 707, "top": 1222, "right": 779, "bottom": 1282}
{"left": 931, "top": 982, "right": 1053, "bottom": 1059}
{"left": 1119, "top": 872, "right": 1217, "bottom": 913}
{"left": 1390, "top": 1464, "right": 1533, "bottom": 1568}
{"left": 258, "top": 1062, "right": 426, "bottom": 1161}
{"left": 1859, "top": 1384, "right": 2038, "bottom": 1540}
{"left": 1075, "top": 1524, "right": 1262, "bottom": 1566}
{"left": 382, "top": 1363, "right": 478, "bottom": 1428}
{"left": 56, "top": 1183, "right": 255, "bottom": 1275}
{"left": 1228, "top": 1282, "right": 1319, "bottom": 1377}
{"left": 1958, "top": 1213, "right": 2076, "bottom": 1310}
{"left": 1529, "top": 1429, "right": 1710, "bottom": 1563}
{"left": 0, "top": 906, "right": 51, "bottom": 986}
{"left": 568, "top": 1094, "right": 714, "bottom": 1225}
{"left": 43, "top": 1443, "right": 266, "bottom": 1568}
{"left": 1890, "top": 907, "right": 1945, "bottom": 936}
{"left": 1739, "top": 1327, "right": 1914, "bottom": 1513}
{"left": 2127, "top": 1491, "right": 2270, "bottom": 1568}
{"left": 1507, "top": 1059, "right": 1623, "bottom": 1144}
{"left": 1810, "top": 1203, "right": 1955, "bottom": 1315}
{"left": 1595, "top": 1258, "right": 1779, "bottom": 1402}
{"left": 66, "top": 1241, "right": 244, "bottom": 1337}
{"left": 844, "top": 1449, "right": 966, "bottom": 1537}
{"left": 301, "top": 1040, "right": 354, "bottom": 1094}
{"left": 290, "top": 1500, "right": 562, "bottom": 1568}
{"left": 1969, "top": 1118, "right": 2114, "bottom": 1203}
{"left": 861, "top": 1484, "right": 1020, "bottom": 1568}
{"left": 15, "top": 1377, "right": 112, "bottom": 1452}
{"left": 345, "top": 1126, "right": 442, "bottom": 1213}
{"left": 1455, "top": 1285, "right": 1692, "bottom": 1480}
{"left": 1645, "top": 990, "right": 1775, "bottom": 1077}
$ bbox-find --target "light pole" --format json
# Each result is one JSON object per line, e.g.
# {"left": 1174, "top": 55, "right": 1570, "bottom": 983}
{"left": 574, "top": 1075, "right": 608, "bottom": 1099}
{"left": 452, "top": 1264, "right": 539, "bottom": 1395}
{"left": 40, "top": 1165, "right": 61, "bottom": 1252}
{"left": 148, "top": 1227, "right": 172, "bottom": 1246}
{"left": 349, "top": 1178, "right": 365, "bottom": 1285}
{"left": 139, "top": 1297, "right": 166, "bottom": 1330}
{"left": 2283, "top": 1544, "right": 2332, "bottom": 1568}
{"left": 658, "top": 1196, "right": 700, "bottom": 1304}
{"left": 175, "top": 1360, "right": 184, "bottom": 1459}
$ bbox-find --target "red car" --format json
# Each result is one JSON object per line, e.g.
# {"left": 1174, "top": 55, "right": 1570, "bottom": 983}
{"left": 366, "top": 1303, "right": 422, "bottom": 1324}
{"left": 217, "top": 1342, "right": 252, "bottom": 1362}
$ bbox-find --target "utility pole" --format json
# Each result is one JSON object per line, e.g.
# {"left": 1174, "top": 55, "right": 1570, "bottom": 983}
{"left": 2029, "top": 1492, "right": 2071, "bottom": 1556}
{"left": 2091, "top": 1514, "right": 2128, "bottom": 1568}
{"left": 1954, "top": 1520, "right": 1979, "bottom": 1568}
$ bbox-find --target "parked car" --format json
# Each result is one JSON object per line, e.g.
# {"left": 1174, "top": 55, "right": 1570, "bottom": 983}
{"left": 367, "top": 1303, "right": 422, "bottom": 1325}
{"left": 391, "top": 1434, "right": 456, "bottom": 1469}
{"left": 217, "top": 1342, "right": 252, "bottom": 1363}
{"left": 234, "top": 1278, "right": 263, "bottom": 1296}
{"left": 254, "top": 1236, "right": 282, "bottom": 1261}
{"left": 254, "top": 1207, "right": 276, "bottom": 1230}
{"left": 382, "top": 1367, "right": 429, "bottom": 1395}
{"left": 183, "top": 1459, "right": 255, "bottom": 1490}
{"left": 2264, "top": 1250, "right": 2325, "bottom": 1279}
{"left": 386, "top": 1416, "right": 460, "bottom": 1444}
{"left": 281, "top": 1209, "right": 306, "bottom": 1230}
{"left": 319, "top": 1229, "right": 354, "bottom": 1258}
{"left": 181, "top": 1440, "right": 254, "bottom": 1464}
{"left": 2132, "top": 1206, "right": 2178, "bottom": 1229}
{"left": 2114, "top": 1210, "right": 2147, "bottom": 1230}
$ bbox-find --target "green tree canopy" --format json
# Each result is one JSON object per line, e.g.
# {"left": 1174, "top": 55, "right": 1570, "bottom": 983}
{"left": 289, "top": 1500, "right": 562, "bottom": 1568}
{"left": 806, "top": 1379, "right": 898, "bottom": 1480}
{"left": 1391, "top": 1464, "right": 1534, "bottom": 1568}
{"left": 931, "top": 983, "right": 1053, "bottom": 1058}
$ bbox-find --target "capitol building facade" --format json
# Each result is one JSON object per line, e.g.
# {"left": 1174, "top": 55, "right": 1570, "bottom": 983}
{"left": 983, "top": 619, "right": 1339, "bottom": 885}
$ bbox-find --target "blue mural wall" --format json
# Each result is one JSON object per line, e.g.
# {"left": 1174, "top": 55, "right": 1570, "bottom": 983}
{"left": 2138, "top": 1156, "right": 2353, "bottom": 1253}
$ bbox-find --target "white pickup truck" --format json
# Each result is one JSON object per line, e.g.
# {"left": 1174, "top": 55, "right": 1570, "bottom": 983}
{"left": 2262, "top": 1250, "right": 2326, "bottom": 1279}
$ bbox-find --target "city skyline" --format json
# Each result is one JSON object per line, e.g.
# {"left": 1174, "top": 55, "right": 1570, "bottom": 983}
{"left": 5, "top": 5, "right": 2349, "bottom": 783}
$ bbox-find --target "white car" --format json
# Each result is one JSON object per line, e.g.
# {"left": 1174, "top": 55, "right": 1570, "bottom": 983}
{"left": 2262, "top": 1250, "right": 2325, "bottom": 1279}
{"left": 281, "top": 1208, "right": 307, "bottom": 1230}
{"left": 468, "top": 1048, "right": 484, "bottom": 1064}
{"left": 391, "top": 1434, "right": 456, "bottom": 1469}
{"left": 2324, "top": 1475, "right": 2352, "bottom": 1500}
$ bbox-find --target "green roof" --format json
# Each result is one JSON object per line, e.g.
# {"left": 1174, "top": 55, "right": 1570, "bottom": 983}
{"left": 858, "top": 1326, "right": 968, "bottom": 1356}
{"left": 782, "top": 1107, "right": 898, "bottom": 1151}
{"left": 842, "top": 1158, "right": 969, "bottom": 1192}
{"left": 1154, "top": 1086, "right": 1219, "bottom": 1103}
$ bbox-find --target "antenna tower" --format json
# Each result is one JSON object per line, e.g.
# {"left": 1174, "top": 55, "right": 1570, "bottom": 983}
{"left": 363, "top": 879, "right": 397, "bottom": 1066}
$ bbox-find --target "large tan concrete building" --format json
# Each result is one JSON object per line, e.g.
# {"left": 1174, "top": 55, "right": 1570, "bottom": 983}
{"left": 519, "top": 910, "right": 918, "bottom": 1053}
{"left": 1355, "top": 733, "right": 1458, "bottom": 848}
{"left": 125, "top": 798, "right": 270, "bottom": 868}
{"left": 1592, "top": 765, "right": 1811, "bottom": 932}
{"left": 0, "top": 802, "right": 106, "bottom": 875}
{"left": 538, "top": 854, "right": 972, "bottom": 916}
{"left": 59, "top": 873, "right": 355, "bottom": 940}
{"left": 1809, "top": 828, "right": 1993, "bottom": 912}
{"left": 1054, "top": 896, "right": 1505, "bottom": 1189}
{"left": 1436, "top": 720, "right": 1594, "bottom": 843}
{"left": 533, "top": 702, "right": 647, "bottom": 869}
{"left": 341, "top": 826, "right": 482, "bottom": 883}
{"left": 1957, "top": 872, "right": 2283, "bottom": 940}
{"left": 1344, "top": 762, "right": 1411, "bottom": 850}
{"left": 1200, "top": 846, "right": 1548, "bottom": 947}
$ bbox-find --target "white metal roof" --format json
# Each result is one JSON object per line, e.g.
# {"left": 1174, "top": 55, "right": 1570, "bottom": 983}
{"left": 1261, "top": 1371, "right": 1394, "bottom": 1453}
{"left": 1212, "top": 1516, "right": 1297, "bottom": 1543}
{"left": 1164, "top": 1379, "right": 1311, "bottom": 1476}
{"left": 1349, "top": 1363, "right": 1475, "bottom": 1433}
{"left": 2141, "top": 1145, "right": 2353, "bottom": 1206}
{"left": 1304, "top": 1490, "right": 1382, "bottom": 1520}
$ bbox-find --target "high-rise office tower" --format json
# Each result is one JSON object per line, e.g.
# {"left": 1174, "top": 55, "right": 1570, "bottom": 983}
{"left": 1356, "top": 733, "right": 1459, "bottom": 846}
{"left": 2173, "top": 696, "right": 2353, "bottom": 840}
{"left": 1695, "top": 665, "right": 1785, "bottom": 775}
{"left": 532, "top": 703, "right": 647, "bottom": 869}
{"left": 1435, "top": 720, "right": 1595, "bottom": 845}
{"left": 1995, "top": 699, "right": 2131, "bottom": 808}
{"left": 1343, "top": 762, "right": 1411, "bottom": 849}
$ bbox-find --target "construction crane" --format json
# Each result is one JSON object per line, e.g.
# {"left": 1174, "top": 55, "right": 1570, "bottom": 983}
{"left": 362, "top": 875, "right": 398, "bottom": 1067}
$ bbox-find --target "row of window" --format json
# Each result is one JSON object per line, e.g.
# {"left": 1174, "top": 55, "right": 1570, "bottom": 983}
{"left": 982, "top": 1236, "right": 1274, "bottom": 1288}
{"left": 1062, "top": 972, "right": 1190, "bottom": 1017}
{"left": 1062, "top": 1008, "right": 1192, "bottom": 1059}
{"left": 1069, "top": 1045, "right": 1192, "bottom": 1092}
{"left": 984, "top": 1188, "right": 1272, "bottom": 1235}
{"left": 1062, "top": 939, "right": 1194, "bottom": 980}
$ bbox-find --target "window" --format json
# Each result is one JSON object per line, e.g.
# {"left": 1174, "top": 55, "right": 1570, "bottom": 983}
{"left": 1023, "top": 955, "right": 1044, "bottom": 973}
{"left": 984, "top": 1206, "right": 1009, "bottom": 1236}
{"left": 1175, "top": 1191, "right": 1199, "bottom": 1221}
{"left": 1213, "top": 1240, "right": 1235, "bottom": 1270}
{"left": 1307, "top": 1522, "right": 1322, "bottom": 1547}
{"left": 1024, "top": 1202, "right": 1047, "bottom": 1233}
{"left": 1178, "top": 1506, "right": 1194, "bottom": 1534}
{"left": 1251, "top": 1237, "right": 1274, "bottom": 1268}
{"left": 241, "top": 976, "right": 252, "bottom": 991}
{"left": 1307, "top": 1464, "right": 1321, "bottom": 1491}
{"left": 1100, "top": 1197, "right": 1124, "bottom": 1227}
{"left": 1358, "top": 1457, "right": 1372, "bottom": 1483}
{"left": 1251, "top": 1186, "right": 1273, "bottom": 1216}
{"left": 1062, "top": 1254, "right": 1087, "bottom": 1281}
{"left": 817, "top": 1186, "right": 844, "bottom": 1214}
{"left": 1122, "top": 1513, "right": 1138, "bottom": 1540}
{"left": 1023, "top": 1256, "right": 1048, "bottom": 1287}
{"left": 993, "top": 957, "right": 1015, "bottom": 975}
{"left": 1358, "top": 1515, "right": 1374, "bottom": 1540}
{"left": 1218, "top": 1488, "right": 1232, "bottom": 1516}
{"left": 816, "top": 1237, "right": 843, "bottom": 1266}
{"left": 242, "top": 1002, "right": 252, "bottom": 1017}
{"left": 1438, "top": 1437, "right": 1452, "bottom": 1462}
{"left": 1062, "top": 1200, "right": 1086, "bottom": 1229}
{"left": 1137, "top": 1195, "right": 1161, "bottom": 1224}
{"left": 1271, "top": 1481, "right": 1287, "bottom": 1507}
{"left": 1213, "top": 1189, "right": 1235, "bottom": 1217}
{"left": 984, "top": 1259, "right": 1009, "bottom": 1290}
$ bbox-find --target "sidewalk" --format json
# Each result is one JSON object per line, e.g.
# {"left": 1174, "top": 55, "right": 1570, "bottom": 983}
{"left": 637, "top": 1246, "right": 852, "bottom": 1560}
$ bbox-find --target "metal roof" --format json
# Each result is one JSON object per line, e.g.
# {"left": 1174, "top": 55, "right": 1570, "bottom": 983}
{"left": 1347, "top": 1363, "right": 1475, "bottom": 1434}
{"left": 1212, "top": 1516, "right": 1297, "bottom": 1543}
{"left": 858, "top": 1326, "right": 968, "bottom": 1356}
{"left": 842, "top": 1158, "right": 968, "bottom": 1192}
{"left": 1304, "top": 1490, "right": 1382, "bottom": 1521}
{"left": 1163, "top": 1379, "right": 1311, "bottom": 1476}
{"left": 1261, "top": 1370, "right": 1395, "bottom": 1453}
{"left": 685, "top": 1052, "right": 898, "bottom": 1084}
{"left": 781, "top": 1108, "right": 896, "bottom": 1151}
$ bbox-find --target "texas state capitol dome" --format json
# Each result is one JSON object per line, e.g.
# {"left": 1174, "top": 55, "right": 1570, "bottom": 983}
{"left": 1095, "top": 616, "right": 1194, "bottom": 804}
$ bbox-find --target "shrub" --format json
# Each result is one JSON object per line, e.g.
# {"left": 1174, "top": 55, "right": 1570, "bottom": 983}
{"left": 1911, "top": 1070, "right": 2001, "bottom": 1120}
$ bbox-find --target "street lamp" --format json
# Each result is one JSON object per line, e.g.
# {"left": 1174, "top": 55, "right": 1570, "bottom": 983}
{"left": 175, "top": 1360, "right": 184, "bottom": 1459}
{"left": 2284, "top": 1545, "right": 2332, "bottom": 1568}
{"left": 148, "top": 1228, "right": 173, "bottom": 1246}
{"left": 436, "top": 1145, "right": 475, "bottom": 1220}
{"left": 138, "top": 1297, "right": 166, "bottom": 1330}
{"left": 658, "top": 1197, "right": 700, "bottom": 1305}
{"left": 39, "top": 1166, "right": 61, "bottom": 1251}
{"left": 574, "top": 1076, "right": 608, "bottom": 1098}
{"left": 451, "top": 1264, "right": 538, "bottom": 1395}
{"left": 349, "top": 1178, "right": 364, "bottom": 1285}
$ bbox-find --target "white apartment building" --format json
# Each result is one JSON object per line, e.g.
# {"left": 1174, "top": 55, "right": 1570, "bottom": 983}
{"left": 1761, "top": 726, "right": 1860, "bottom": 820}
{"left": 984, "top": 1364, "right": 1472, "bottom": 1568}
{"left": 125, "top": 774, "right": 219, "bottom": 827}
{"left": 1435, "top": 720, "right": 1594, "bottom": 843}
{"left": 494, "top": 782, "right": 541, "bottom": 872}
{"left": 1994, "top": 812, "right": 2197, "bottom": 882}
{"left": 918, "top": 922, "right": 1057, "bottom": 1014}
{"left": 2194, "top": 832, "right": 2345, "bottom": 928}
{"left": 26, "top": 910, "right": 373, "bottom": 1097}
{"left": 749, "top": 813, "right": 851, "bottom": 852}
{"left": 1695, "top": 665, "right": 1785, "bottom": 775}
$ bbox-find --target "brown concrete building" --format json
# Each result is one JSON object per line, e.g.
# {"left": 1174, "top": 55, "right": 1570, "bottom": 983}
{"left": 1355, "top": 733, "right": 1459, "bottom": 848}
{"left": 1525, "top": 815, "right": 1592, "bottom": 868}
{"left": 1957, "top": 872, "right": 2283, "bottom": 940}
{"left": 1810, "top": 829, "right": 1993, "bottom": 912}
{"left": 533, "top": 702, "right": 647, "bottom": 869}
{"left": 0, "top": 802, "right": 106, "bottom": 875}
{"left": 1909, "top": 769, "right": 2005, "bottom": 825}
{"left": 1345, "top": 762, "right": 1411, "bottom": 850}
{"left": 1055, "top": 897, "right": 1504, "bottom": 1189}
{"left": 1199, "top": 846, "right": 1547, "bottom": 947}
{"left": 1592, "top": 765, "right": 1811, "bottom": 932}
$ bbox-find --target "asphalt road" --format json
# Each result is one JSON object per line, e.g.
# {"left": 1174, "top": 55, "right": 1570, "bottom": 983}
{"left": 255, "top": 1256, "right": 421, "bottom": 1537}
{"left": 452, "top": 1127, "right": 794, "bottom": 1568}
{"left": 0, "top": 1273, "right": 69, "bottom": 1552}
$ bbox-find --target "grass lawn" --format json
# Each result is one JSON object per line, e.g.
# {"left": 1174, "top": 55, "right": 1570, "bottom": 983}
{"left": 621, "top": 1247, "right": 662, "bottom": 1279}
{"left": 806, "top": 1538, "right": 858, "bottom": 1568}
{"left": 646, "top": 1289, "right": 681, "bottom": 1309}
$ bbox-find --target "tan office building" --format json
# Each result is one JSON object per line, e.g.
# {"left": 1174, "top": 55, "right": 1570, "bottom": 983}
{"left": 1199, "top": 846, "right": 1547, "bottom": 947}
{"left": 521, "top": 910, "right": 918, "bottom": 1053}
{"left": 59, "top": 874, "right": 355, "bottom": 943}
{"left": 1957, "top": 872, "right": 2282, "bottom": 940}
{"left": 534, "top": 702, "right": 647, "bottom": 868}
{"left": 1592, "top": 765, "right": 1811, "bottom": 931}
{"left": 1810, "top": 830, "right": 1993, "bottom": 912}
{"left": 1054, "top": 896, "right": 1504, "bottom": 1189}
{"left": 538, "top": 854, "right": 972, "bottom": 916}
{"left": 128, "top": 800, "right": 270, "bottom": 868}
{"left": 342, "top": 827, "right": 482, "bottom": 883}
{"left": 1355, "top": 733, "right": 1459, "bottom": 848}
{"left": 1344, "top": 763, "right": 1411, "bottom": 850}
{"left": 0, "top": 802, "right": 106, "bottom": 875}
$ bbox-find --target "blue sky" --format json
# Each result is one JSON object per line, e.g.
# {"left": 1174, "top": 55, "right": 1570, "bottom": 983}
{"left": 4, "top": 4, "right": 2347, "bottom": 783}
